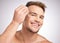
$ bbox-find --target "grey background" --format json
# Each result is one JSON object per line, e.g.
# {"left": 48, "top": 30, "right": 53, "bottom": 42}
{"left": 0, "top": 0, "right": 60, "bottom": 43}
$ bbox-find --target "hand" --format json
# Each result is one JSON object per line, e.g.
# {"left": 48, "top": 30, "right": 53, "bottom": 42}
{"left": 13, "top": 5, "right": 29, "bottom": 24}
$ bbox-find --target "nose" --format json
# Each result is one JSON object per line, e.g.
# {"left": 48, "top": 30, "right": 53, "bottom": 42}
{"left": 35, "top": 17, "right": 40, "bottom": 23}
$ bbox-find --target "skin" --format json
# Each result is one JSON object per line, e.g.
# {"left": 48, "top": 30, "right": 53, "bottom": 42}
{"left": 0, "top": 5, "right": 51, "bottom": 43}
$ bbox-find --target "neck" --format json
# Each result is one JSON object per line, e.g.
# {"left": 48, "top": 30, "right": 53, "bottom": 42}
{"left": 21, "top": 25, "right": 37, "bottom": 42}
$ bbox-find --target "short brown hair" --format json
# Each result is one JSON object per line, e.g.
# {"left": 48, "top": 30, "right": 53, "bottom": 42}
{"left": 26, "top": 1, "right": 46, "bottom": 12}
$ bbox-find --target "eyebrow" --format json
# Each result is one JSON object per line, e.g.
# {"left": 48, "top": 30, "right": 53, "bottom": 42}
{"left": 29, "top": 12, "right": 37, "bottom": 15}
{"left": 29, "top": 12, "right": 44, "bottom": 17}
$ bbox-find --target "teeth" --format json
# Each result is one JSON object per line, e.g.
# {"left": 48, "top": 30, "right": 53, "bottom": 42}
{"left": 32, "top": 23, "right": 38, "bottom": 27}
{"left": 31, "top": 22, "right": 41, "bottom": 28}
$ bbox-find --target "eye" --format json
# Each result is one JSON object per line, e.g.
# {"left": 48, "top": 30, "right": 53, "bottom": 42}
{"left": 29, "top": 12, "right": 37, "bottom": 16}
{"left": 40, "top": 15, "right": 44, "bottom": 19}
{"left": 31, "top": 13, "right": 36, "bottom": 16}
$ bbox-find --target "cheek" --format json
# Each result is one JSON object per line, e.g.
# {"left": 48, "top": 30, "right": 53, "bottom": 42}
{"left": 40, "top": 20, "right": 43, "bottom": 25}
{"left": 25, "top": 16, "right": 33, "bottom": 27}
{"left": 41, "top": 20, "right": 43, "bottom": 23}
{"left": 28, "top": 16, "right": 35, "bottom": 22}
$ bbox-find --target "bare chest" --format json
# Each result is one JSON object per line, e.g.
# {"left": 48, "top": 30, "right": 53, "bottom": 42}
{"left": 11, "top": 39, "right": 42, "bottom": 43}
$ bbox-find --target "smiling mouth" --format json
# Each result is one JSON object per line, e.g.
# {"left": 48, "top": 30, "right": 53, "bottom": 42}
{"left": 31, "top": 22, "right": 40, "bottom": 28}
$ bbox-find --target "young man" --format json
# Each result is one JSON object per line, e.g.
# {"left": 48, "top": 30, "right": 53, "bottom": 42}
{"left": 0, "top": 1, "right": 51, "bottom": 43}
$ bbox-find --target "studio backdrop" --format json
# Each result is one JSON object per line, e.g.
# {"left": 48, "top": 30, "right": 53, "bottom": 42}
{"left": 0, "top": 0, "right": 60, "bottom": 43}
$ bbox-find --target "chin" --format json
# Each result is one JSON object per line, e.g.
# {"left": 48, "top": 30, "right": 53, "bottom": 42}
{"left": 32, "top": 28, "right": 40, "bottom": 33}
{"left": 32, "top": 30, "right": 39, "bottom": 33}
{"left": 27, "top": 26, "right": 40, "bottom": 33}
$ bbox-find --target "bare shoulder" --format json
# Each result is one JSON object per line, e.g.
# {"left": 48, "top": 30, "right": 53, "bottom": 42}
{"left": 36, "top": 34, "right": 52, "bottom": 43}
{"left": 40, "top": 40, "right": 52, "bottom": 43}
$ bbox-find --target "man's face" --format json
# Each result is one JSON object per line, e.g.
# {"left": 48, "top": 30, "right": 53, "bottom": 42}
{"left": 24, "top": 5, "right": 44, "bottom": 33}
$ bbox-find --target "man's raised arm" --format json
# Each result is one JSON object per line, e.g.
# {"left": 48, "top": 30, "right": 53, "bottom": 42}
{"left": 0, "top": 5, "right": 29, "bottom": 43}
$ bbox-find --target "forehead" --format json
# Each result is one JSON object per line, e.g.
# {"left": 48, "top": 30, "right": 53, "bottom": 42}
{"left": 28, "top": 5, "right": 44, "bottom": 15}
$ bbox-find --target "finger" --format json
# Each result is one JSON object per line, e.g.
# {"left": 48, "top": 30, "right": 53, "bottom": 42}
{"left": 23, "top": 8, "right": 29, "bottom": 14}
{"left": 18, "top": 7, "right": 29, "bottom": 14}
{"left": 16, "top": 5, "right": 25, "bottom": 11}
